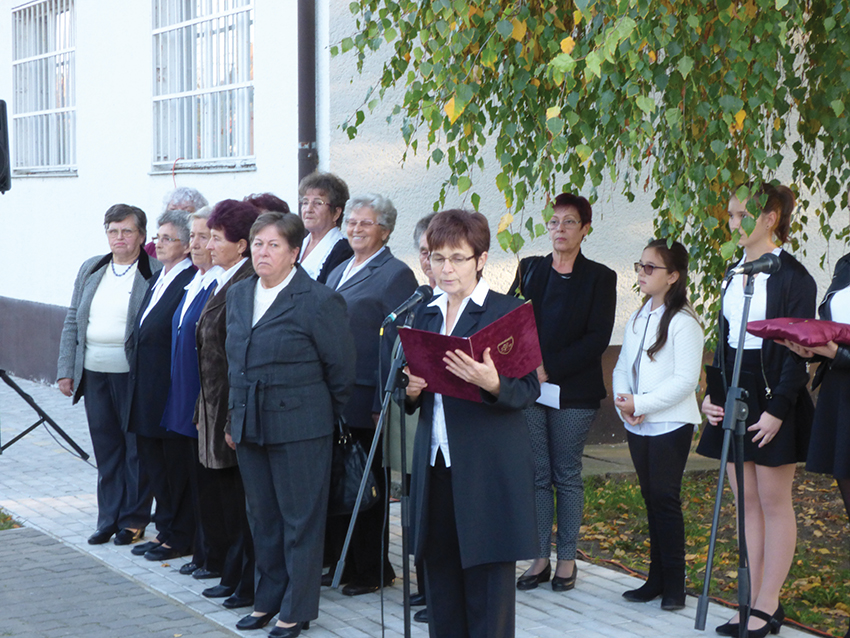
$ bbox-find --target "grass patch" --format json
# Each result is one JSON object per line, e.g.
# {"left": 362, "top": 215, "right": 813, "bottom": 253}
{"left": 578, "top": 468, "right": 849, "bottom": 637}
{"left": 0, "top": 509, "right": 20, "bottom": 531}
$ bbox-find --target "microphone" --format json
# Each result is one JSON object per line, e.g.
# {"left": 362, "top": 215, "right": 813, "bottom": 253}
{"left": 727, "top": 253, "right": 782, "bottom": 278}
{"left": 382, "top": 285, "right": 434, "bottom": 326}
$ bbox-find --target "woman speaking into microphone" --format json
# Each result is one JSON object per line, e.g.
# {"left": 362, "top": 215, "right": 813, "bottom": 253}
{"left": 405, "top": 209, "right": 539, "bottom": 638}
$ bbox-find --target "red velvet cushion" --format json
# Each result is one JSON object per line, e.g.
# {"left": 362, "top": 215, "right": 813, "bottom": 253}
{"left": 746, "top": 318, "right": 850, "bottom": 347}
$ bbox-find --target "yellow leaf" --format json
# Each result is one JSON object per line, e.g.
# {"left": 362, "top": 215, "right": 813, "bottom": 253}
{"left": 450, "top": 20, "right": 456, "bottom": 30}
{"left": 560, "top": 36, "right": 576, "bottom": 54}
{"left": 573, "top": 9, "right": 582, "bottom": 25}
{"left": 530, "top": 78, "right": 540, "bottom": 86}
{"left": 546, "top": 106, "right": 561, "bottom": 120}
{"left": 511, "top": 18, "right": 527, "bottom": 41}
{"left": 497, "top": 213, "right": 514, "bottom": 233}
{"left": 464, "top": 121, "right": 472, "bottom": 136}
{"left": 774, "top": 117, "right": 782, "bottom": 130}
{"left": 468, "top": 6, "right": 483, "bottom": 18}
{"left": 735, "top": 109, "right": 746, "bottom": 130}
{"left": 648, "top": 50, "right": 657, "bottom": 62}
{"left": 744, "top": 0, "right": 758, "bottom": 18}
{"left": 818, "top": 548, "right": 831, "bottom": 554}
{"left": 444, "top": 97, "right": 464, "bottom": 124}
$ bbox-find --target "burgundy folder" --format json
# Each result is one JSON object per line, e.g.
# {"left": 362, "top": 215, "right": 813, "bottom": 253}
{"left": 746, "top": 317, "right": 850, "bottom": 347}
{"left": 398, "top": 301, "right": 542, "bottom": 402}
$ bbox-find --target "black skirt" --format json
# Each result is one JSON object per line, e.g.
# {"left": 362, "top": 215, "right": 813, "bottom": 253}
{"left": 696, "top": 348, "right": 810, "bottom": 467}
{"left": 806, "top": 364, "right": 850, "bottom": 479}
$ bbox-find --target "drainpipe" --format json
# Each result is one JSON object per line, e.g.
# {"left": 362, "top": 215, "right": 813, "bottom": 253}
{"left": 298, "top": 0, "right": 318, "bottom": 180}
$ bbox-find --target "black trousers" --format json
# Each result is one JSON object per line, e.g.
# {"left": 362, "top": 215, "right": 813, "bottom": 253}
{"left": 325, "top": 426, "right": 395, "bottom": 585}
{"left": 136, "top": 434, "right": 195, "bottom": 552}
{"left": 627, "top": 424, "right": 693, "bottom": 595}
{"left": 188, "top": 438, "right": 206, "bottom": 567}
{"left": 82, "top": 370, "right": 151, "bottom": 531}
{"left": 423, "top": 453, "right": 516, "bottom": 638}
{"left": 196, "top": 462, "right": 254, "bottom": 596}
{"left": 238, "top": 436, "right": 331, "bottom": 621}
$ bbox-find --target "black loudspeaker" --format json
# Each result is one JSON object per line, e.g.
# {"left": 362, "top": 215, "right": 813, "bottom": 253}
{"left": 1, "top": 100, "right": 10, "bottom": 194}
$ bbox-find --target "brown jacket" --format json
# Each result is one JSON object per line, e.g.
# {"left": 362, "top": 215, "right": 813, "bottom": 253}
{"left": 195, "top": 259, "right": 254, "bottom": 468}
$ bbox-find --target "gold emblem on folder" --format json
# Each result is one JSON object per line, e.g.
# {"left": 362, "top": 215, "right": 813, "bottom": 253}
{"left": 497, "top": 336, "right": 514, "bottom": 355}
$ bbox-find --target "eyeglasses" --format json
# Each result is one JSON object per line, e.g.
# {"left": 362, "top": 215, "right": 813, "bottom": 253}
{"left": 634, "top": 262, "right": 670, "bottom": 275}
{"left": 346, "top": 219, "right": 383, "bottom": 230}
{"left": 106, "top": 228, "right": 138, "bottom": 238}
{"left": 546, "top": 218, "right": 581, "bottom": 230}
{"left": 300, "top": 198, "right": 329, "bottom": 208}
{"left": 430, "top": 254, "right": 476, "bottom": 268}
{"left": 153, "top": 235, "right": 181, "bottom": 244}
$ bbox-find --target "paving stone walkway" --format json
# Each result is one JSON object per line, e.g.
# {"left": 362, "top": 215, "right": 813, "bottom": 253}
{"left": 0, "top": 374, "right": 814, "bottom": 637}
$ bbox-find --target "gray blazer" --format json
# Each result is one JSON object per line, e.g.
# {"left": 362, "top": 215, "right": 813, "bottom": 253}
{"left": 225, "top": 267, "right": 356, "bottom": 445}
{"left": 57, "top": 252, "right": 162, "bottom": 403}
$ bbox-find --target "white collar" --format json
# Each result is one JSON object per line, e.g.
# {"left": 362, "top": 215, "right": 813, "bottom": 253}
{"left": 637, "top": 301, "right": 665, "bottom": 319}
{"left": 215, "top": 257, "right": 248, "bottom": 291}
{"left": 429, "top": 278, "right": 490, "bottom": 311}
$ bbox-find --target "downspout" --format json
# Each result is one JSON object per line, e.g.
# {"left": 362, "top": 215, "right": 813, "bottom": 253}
{"left": 298, "top": 0, "right": 318, "bottom": 180}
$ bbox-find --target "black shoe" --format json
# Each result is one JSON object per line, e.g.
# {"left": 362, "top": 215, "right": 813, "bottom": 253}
{"left": 409, "top": 591, "right": 426, "bottom": 607}
{"left": 144, "top": 545, "right": 189, "bottom": 561}
{"left": 179, "top": 562, "right": 200, "bottom": 575}
{"left": 203, "top": 584, "right": 235, "bottom": 598}
{"left": 715, "top": 619, "right": 739, "bottom": 636}
{"left": 268, "top": 621, "right": 310, "bottom": 638}
{"left": 131, "top": 541, "right": 161, "bottom": 556}
{"left": 236, "top": 612, "right": 275, "bottom": 631}
{"left": 113, "top": 528, "right": 144, "bottom": 546}
{"left": 192, "top": 567, "right": 221, "bottom": 580}
{"left": 413, "top": 608, "right": 429, "bottom": 624}
{"left": 552, "top": 564, "right": 577, "bottom": 592}
{"left": 746, "top": 605, "right": 784, "bottom": 638}
{"left": 223, "top": 594, "right": 254, "bottom": 609}
{"left": 87, "top": 527, "right": 118, "bottom": 545}
{"left": 320, "top": 572, "right": 333, "bottom": 587}
{"left": 342, "top": 580, "right": 392, "bottom": 596}
{"left": 661, "top": 593, "right": 686, "bottom": 611}
{"left": 622, "top": 580, "right": 663, "bottom": 603}
{"left": 516, "top": 562, "right": 551, "bottom": 591}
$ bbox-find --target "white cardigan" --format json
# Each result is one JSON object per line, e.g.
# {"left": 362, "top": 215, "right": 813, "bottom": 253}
{"left": 613, "top": 302, "right": 704, "bottom": 434}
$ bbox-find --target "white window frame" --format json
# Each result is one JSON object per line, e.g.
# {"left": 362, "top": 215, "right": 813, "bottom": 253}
{"left": 11, "top": 0, "right": 77, "bottom": 176}
{"left": 152, "top": 0, "right": 255, "bottom": 173}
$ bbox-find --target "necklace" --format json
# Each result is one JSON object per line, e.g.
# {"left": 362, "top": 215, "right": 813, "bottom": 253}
{"left": 111, "top": 256, "right": 139, "bottom": 277}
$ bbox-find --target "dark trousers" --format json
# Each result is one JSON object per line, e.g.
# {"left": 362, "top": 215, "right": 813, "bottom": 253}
{"left": 82, "top": 370, "right": 151, "bottom": 531}
{"left": 196, "top": 462, "right": 254, "bottom": 597}
{"left": 237, "top": 436, "right": 331, "bottom": 621}
{"left": 325, "top": 426, "right": 395, "bottom": 585}
{"left": 424, "top": 453, "right": 516, "bottom": 638}
{"left": 188, "top": 439, "right": 207, "bottom": 567}
{"left": 627, "top": 424, "right": 693, "bottom": 596}
{"left": 136, "top": 434, "right": 195, "bottom": 552}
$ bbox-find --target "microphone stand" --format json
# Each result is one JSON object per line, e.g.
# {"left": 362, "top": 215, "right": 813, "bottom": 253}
{"left": 695, "top": 274, "right": 754, "bottom": 638}
{"left": 332, "top": 313, "right": 414, "bottom": 638}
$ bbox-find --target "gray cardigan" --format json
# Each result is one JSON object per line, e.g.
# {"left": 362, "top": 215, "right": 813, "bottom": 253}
{"left": 57, "top": 251, "right": 162, "bottom": 403}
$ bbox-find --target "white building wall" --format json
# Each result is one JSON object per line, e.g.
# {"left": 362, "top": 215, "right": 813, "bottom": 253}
{"left": 0, "top": 0, "right": 300, "bottom": 309}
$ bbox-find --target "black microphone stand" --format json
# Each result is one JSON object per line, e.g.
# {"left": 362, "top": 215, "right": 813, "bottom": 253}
{"left": 695, "top": 274, "right": 754, "bottom": 638}
{"left": 331, "top": 313, "right": 414, "bottom": 638}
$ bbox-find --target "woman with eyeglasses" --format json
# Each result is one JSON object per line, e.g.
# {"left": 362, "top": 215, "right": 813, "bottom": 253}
{"left": 613, "top": 239, "right": 703, "bottom": 611}
{"left": 297, "top": 172, "right": 354, "bottom": 284}
{"left": 509, "top": 193, "right": 617, "bottom": 593}
{"left": 323, "top": 193, "right": 418, "bottom": 596}
{"left": 697, "top": 183, "right": 815, "bottom": 638}
{"left": 405, "top": 209, "right": 539, "bottom": 637}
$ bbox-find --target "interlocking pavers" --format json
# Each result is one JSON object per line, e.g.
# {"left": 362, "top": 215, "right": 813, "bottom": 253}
{"left": 0, "top": 375, "right": 816, "bottom": 637}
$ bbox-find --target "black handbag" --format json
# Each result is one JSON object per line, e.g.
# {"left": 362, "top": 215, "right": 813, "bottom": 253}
{"left": 328, "top": 417, "right": 380, "bottom": 517}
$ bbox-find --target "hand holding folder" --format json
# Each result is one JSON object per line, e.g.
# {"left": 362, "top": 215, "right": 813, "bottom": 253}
{"left": 398, "top": 302, "right": 542, "bottom": 402}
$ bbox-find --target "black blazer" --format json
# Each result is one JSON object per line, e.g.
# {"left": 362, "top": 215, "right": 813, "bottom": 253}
{"left": 315, "top": 238, "right": 354, "bottom": 284}
{"left": 812, "top": 253, "right": 850, "bottom": 386}
{"left": 224, "top": 268, "right": 356, "bottom": 445}
{"left": 510, "top": 251, "right": 617, "bottom": 408}
{"left": 714, "top": 249, "right": 817, "bottom": 421}
{"left": 407, "top": 290, "right": 539, "bottom": 569}
{"left": 125, "top": 264, "right": 197, "bottom": 437}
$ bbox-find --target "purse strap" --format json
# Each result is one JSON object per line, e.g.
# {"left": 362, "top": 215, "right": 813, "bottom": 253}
{"left": 335, "top": 415, "right": 352, "bottom": 444}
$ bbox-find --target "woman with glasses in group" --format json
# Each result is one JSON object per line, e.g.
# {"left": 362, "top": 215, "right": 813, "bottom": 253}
{"left": 297, "top": 172, "right": 353, "bottom": 284}
{"left": 509, "top": 193, "right": 617, "bottom": 593}
{"left": 323, "top": 193, "right": 418, "bottom": 596}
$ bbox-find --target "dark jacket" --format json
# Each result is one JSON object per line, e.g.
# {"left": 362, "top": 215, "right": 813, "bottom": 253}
{"left": 57, "top": 251, "right": 161, "bottom": 403}
{"left": 812, "top": 253, "right": 850, "bottom": 386}
{"left": 510, "top": 251, "right": 617, "bottom": 408}
{"left": 125, "top": 264, "right": 197, "bottom": 437}
{"left": 407, "top": 290, "right": 539, "bottom": 568}
{"left": 315, "top": 238, "right": 353, "bottom": 285}
{"left": 225, "top": 268, "right": 356, "bottom": 445}
{"left": 195, "top": 259, "right": 254, "bottom": 469}
{"left": 714, "top": 249, "right": 817, "bottom": 421}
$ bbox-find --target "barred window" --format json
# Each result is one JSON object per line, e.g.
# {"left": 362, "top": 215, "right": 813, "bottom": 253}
{"left": 152, "top": 0, "right": 254, "bottom": 172}
{"left": 11, "top": 0, "right": 76, "bottom": 175}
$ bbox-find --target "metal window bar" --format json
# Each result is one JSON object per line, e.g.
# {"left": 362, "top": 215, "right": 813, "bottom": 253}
{"left": 11, "top": 0, "right": 76, "bottom": 172}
